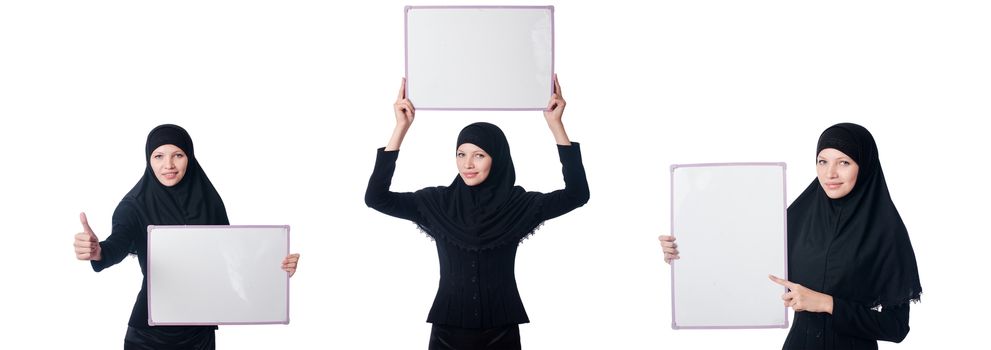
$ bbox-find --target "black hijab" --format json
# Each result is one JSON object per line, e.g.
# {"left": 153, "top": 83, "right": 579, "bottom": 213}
{"left": 413, "top": 122, "right": 543, "bottom": 251}
{"left": 120, "top": 124, "right": 229, "bottom": 252}
{"left": 788, "top": 123, "right": 921, "bottom": 308}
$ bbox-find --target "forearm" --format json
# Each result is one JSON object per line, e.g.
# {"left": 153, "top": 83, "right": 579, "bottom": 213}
{"left": 832, "top": 298, "right": 911, "bottom": 343}
{"left": 386, "top": 123, "right": 410, "bottom": 151}
{"left": 546, "top": 120, "right": 571, "bottom": 146}
{"left": 91, "top": 239, "right": 128, "bottom": 272}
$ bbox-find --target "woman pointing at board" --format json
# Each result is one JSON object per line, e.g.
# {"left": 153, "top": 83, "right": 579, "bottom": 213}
{"left": 660, "top": 123, "right": 922, "bottom": 349}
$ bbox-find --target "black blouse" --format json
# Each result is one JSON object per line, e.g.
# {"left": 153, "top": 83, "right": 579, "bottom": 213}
{"left": 91, "top": 204, "right": 150, "bottom": 328}
{"left": 365, "top": 143, "right": 589, "bottom": 329}
{"left": 91, "top": 204, "right": 220, "bottom": 332}
{"left": 784, "top": 299, "right": 910, "bottom": 349}
{"left": 783, "top": 239, "right": 912, "bottom": 349}
{"left": 784, "top": 199, "right": 912, "bottom": 350}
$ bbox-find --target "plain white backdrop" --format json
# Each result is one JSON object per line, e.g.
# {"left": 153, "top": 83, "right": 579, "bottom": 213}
{"left": 1, "top": 1, "right": 988, "bottom": 349}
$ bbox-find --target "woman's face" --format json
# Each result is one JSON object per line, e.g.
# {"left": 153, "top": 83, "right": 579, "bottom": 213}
{"left": 456, "top": 143, "right": 492, "bottom": 186}
{"left": 150, "top": 144, "right": 189, "bottom": 187}
{"left": 816, "top": 148, "right": 859, "bottom": 199}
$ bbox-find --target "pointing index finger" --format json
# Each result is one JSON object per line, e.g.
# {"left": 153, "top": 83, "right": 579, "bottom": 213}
{"left": 768, "top": 274, "right": 796, "bottom": 289}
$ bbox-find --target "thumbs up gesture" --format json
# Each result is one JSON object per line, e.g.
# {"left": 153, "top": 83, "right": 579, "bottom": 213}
{"left": 74, "top": 212, "right": 102, "bottom": 261}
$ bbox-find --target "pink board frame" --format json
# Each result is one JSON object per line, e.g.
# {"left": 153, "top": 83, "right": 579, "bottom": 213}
{"left": 669, "top": 163, "right": 789, "bottom": 330}
{"left": 147, "top": 225, "right": 290, "bottom": 326}
{"left": 404, "top": 5, "right": 555, "bottom": 111}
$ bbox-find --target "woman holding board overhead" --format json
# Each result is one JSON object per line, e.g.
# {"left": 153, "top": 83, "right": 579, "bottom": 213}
{"left": 365, "top": 76, "right": 589, "bottom": 349}
{"left": 660, "top": 123, "right": 922, "bottom": 349}
{"left": 73, "top": 124, "right": 300, "bottom": 349}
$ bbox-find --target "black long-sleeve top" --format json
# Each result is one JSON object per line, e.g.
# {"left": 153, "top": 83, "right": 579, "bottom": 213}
{"left": 784, "top": 301, "right": 910, "bottom": 349}
{"left": 365, "top": 143, "right": 589, "bottom": 329}
{"left": 784, "top": 225, "right": 912, "bottom": 349}
{"left": 91, "top": 204, "right": 153, "bottom": 328}
{"left": 91, "top": 204, "right": 219, "bottom": 331}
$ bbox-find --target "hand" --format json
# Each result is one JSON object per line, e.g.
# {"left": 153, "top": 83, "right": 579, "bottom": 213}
{"left": 394, "top": 77, "right": 415, "bottom": 128}
{"left": 74, "top": 212, "right": 102, "bottom": 261}
{"left": 658, "top": 235, "right": 679, "bottom": 264}
{"left": 387, "top": 78, "right": 415, "bottom": 151}
{"left": 543, "top": 74, "right": 565, "bottom": 124}
{"left": 543, "top": 74, "right": 571, "bottom": 145}
{"left": 769, "top": 275, "right": 834, "bottom": 314}
{"left": 282, "top": 253, "right": 300, "bottom": 278}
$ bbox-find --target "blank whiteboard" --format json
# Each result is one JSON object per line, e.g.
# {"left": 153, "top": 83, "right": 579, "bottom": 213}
{"left": 147, "top": 225, "right": 290, "bottom": 326}
{"left": 405, "top": 6, "right": 554, "bottom": 110}
{"left": 670, "top": 163, "right": 788, "bottom": 329}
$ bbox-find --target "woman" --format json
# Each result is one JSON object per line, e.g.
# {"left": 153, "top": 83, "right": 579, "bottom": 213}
{"left": 73, "top": 124, "right": 300, "bottom": 349}
{"left": 365, "top": 76, "right": 589, "bottom": 349}
{"left": 660, "top": 123, "right": 921, "bottom": 349}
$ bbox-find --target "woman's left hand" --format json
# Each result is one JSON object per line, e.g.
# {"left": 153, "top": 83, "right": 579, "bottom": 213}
{"left": 282, "top": 253, "right": 300, "bottom": 278}
{"left": 769, "top": 275, "right": 833, "bottom": 314}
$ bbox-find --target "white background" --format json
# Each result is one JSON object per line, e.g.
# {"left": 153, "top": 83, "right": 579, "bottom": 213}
{"left": 1, "top": 1, "right": 987, "bottom": 349}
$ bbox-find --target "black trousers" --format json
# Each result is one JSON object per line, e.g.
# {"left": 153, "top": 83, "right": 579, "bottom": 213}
{"left": 428, "top": 323, "right": 521, "bottom": 350}
{"left": 124, "top": 326, "right": 215, "bottom": 350}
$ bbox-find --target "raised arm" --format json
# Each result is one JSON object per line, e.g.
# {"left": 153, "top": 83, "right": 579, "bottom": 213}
{"left": 387, "top": 77, "right": 415, "bottom": 151}
{"left": 534, "top": 76, "right": 589, "bottom": 220}
{"left": 543, "top": 74, "right": 571, "bottom": 146}
{"left": 364, "top": 78, "right": 422, "bottom": 222}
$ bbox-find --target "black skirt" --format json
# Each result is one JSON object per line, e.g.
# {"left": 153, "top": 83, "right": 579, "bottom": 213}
{"left": 124, "top": 326, "right": 215, "bottom": 350}
{"left": 428, "top": 323, "right": 521, "bottom": 350}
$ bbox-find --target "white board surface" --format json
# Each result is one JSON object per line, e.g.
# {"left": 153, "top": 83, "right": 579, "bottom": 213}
{"left": 147, "top": 225, "right": 290, "bottom": 326}
{"left": 405, "top": 6, "right": 554, "bottom": 110}
{"left": 670, "top": 163, "right": 788, "bottom": 329}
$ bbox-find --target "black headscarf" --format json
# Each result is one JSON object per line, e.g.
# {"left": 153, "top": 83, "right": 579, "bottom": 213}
{"left": 413, "top": 122, "right": 543, "bottom": 251}
{"left": 788, "top": 123, "right": 921, "bottom": 308}
{"left": 120, "top": 124, "right": 229, "bottom": 253}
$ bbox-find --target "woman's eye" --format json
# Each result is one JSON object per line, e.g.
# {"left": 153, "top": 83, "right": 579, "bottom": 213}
{"left": 817, "top": 159, "right": 826, "bottom": 165}
{"left": 154, "top": 155, "right": 163, "bottom": 159}
{"left": 475, "top": 154, "right": 485, "bottom": 159}
{"left": 176, "top": 154, "right": 185, "bottom": 158}
{"left": 456, "top": 153, "right": 464, "bottom": 158}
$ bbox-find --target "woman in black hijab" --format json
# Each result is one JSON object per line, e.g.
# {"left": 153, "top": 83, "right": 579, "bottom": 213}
{"left": 73, "top": 124, "right": 300, "bottom": 349}
{"left": 365, "top": 77, "right": 589, "bottom": 349}
{"left": 660, "top": 123, "right": 922, "bottom": 349}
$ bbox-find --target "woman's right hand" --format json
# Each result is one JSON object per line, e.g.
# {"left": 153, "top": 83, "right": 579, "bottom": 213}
{"left": 74, "top": 212, "right": 102, "bottom": 261}
{"left": 394, "top": 77, "right": 415, "bottom": 128}
{"left": 387, "top": 77, "right": 415, "bottom": 151}
{"left": 658, "top": 235, "right": 679, "bottom": 264}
